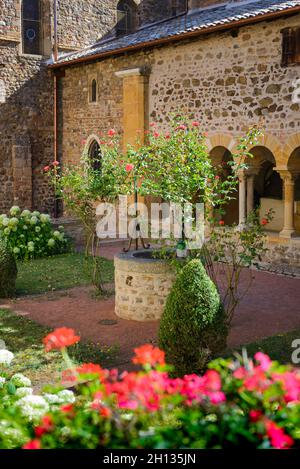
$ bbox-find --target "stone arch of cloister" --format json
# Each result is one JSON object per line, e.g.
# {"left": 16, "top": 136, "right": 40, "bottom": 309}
{"left": 206, "top": 133, "right": 300, "bottom": 238}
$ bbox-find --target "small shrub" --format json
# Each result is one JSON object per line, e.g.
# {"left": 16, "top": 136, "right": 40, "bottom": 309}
{"left": 0, "top": 207, "right": 70, "bottom": 260}
{"left": 0, "top": 237, "right": 17, "bottom": 298}
{"left": 159, "top": 259, "right": 227, "bottom": 376}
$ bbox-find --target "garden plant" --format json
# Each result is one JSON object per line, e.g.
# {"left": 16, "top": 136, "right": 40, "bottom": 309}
{"left": 0, "top": 206, "right": 69, "bottom": 260}
{"left": 1, "top": 328, "right": 299, "bottom": 450}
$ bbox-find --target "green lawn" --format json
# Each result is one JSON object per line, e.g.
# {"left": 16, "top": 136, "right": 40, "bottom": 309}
{"left": 235, "top": 329, "right": 300, "bottom": 365}
{"left": 0, "top": 309, "right": 117, "bottom": 389}
{"left": 16, "top": 253, "right": 114, "bottom": 296}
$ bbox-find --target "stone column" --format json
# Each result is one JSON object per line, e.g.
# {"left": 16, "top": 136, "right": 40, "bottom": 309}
{"left": 238, "top": 171, "right": 247, "bottom": 227}
{"left": 279, "top": 170, "right": 297, "bottom": 238}
{"left": 247, "top": 174, "right": 255, "bottom": 216}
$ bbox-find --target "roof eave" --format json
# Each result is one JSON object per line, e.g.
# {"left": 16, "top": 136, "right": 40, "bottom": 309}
{"left": 49, "top": 5, "right": 300, "bottom": 70}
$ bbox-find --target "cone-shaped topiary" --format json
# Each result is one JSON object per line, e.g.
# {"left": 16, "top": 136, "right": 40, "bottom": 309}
{"left": 159, "top": 259, "right": 227, "bottom": 377}
{"left": 0, "top": 237, "right": 18, "bottom": 298}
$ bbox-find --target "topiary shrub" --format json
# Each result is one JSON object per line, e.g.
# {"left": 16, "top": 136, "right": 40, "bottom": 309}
{"left": 0, "top": 237, "right": 18, "bottom": 298}
{"left": 158, "top": 259, "right": 228, "bottom": 377}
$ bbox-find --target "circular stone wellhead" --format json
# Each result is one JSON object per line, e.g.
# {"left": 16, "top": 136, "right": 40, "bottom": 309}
{"left": 114, "top": 250, "right": 176, "bottom": 321}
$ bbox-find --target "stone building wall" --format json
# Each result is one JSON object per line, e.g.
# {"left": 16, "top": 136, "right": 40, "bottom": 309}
{"left": 60, "top": 13, "right": 300, "bottom": 165}
{"left": 0, "top": 0, "right": 121, "bottom": 215}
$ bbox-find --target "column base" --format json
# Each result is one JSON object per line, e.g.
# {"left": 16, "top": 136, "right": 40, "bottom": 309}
{"left": 279, "top": 228, "right": 297, "bottom": 239}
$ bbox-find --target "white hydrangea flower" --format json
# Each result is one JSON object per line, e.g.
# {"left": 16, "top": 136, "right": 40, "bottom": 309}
{"left": 32, "top": 211, "right": 40, "bottom": 217}
{"left": 0, "top": 376, "right": 6, "bottom": 388}
{"left": 10, "top": 206, "right": 21, "bottom": 216}
{"left": 1, "top": 217, "right": 9, "bottom": 227}
{"left": 48, "top": 238, "right": 55, "bottom": 247}
{"left": 53, "top": 231, "right": 61, "bottom": 238}
{"left": 40, "top": 214, "right": 50, "bottom": 224}
{"left": 13, "top": 247, "right": 20, "bottom": 255}
{"left": 43, "top": 390, "right": 75, "bottom": 405}
{"left": 0, "top": 350, "right": 14, "bottom": 366}
{"left": 16, "top": 395, "right": 49, "bottom": 422}
{"left": 57, "top": 390, "right": 75, "bottom": 404}
{"left": 15, "top": 387, "right": 33, "bottom": 398}
{"left": 9, "top": 217, "right": 19, "bottom": 227}
{"left": 30, "top": 216, "right": 38, "bottom": 225}
{"left": 10, "top": 373, "right": 32, "bottom": 388}
{"left": 21, "top": 210, "right": 31, "bottom": 218}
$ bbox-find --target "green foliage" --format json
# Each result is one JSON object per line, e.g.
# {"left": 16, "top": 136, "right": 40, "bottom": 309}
{"left": 159, "top": 259, "right": 226, "bottom": 376}
{"left": 16, "top": 253, "right": 114, "bottom": 296}
{"left": 0, "top": 207, "right": 70, "bottom": 260}
{"left": 0, "top": 237, "right": 17, "bottom": 298}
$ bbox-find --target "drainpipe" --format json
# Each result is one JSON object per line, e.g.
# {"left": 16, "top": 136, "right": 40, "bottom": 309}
{"left": 53, "top": 0, "right": 59, "bottom": 218}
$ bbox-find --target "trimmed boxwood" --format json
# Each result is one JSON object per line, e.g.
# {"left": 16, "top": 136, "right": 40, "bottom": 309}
{"left": 159, "top": 259, "right": 227, "bottom": 376}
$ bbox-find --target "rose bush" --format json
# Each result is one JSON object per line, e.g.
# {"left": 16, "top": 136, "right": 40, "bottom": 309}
{"left": 1, "top": 328, "right": 299, "bottom": 449}
{"left": 0, "top": 207, "right": 70, "bottom": 260}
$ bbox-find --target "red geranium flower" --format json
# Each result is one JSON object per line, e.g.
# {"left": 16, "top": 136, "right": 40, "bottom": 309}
{"left": 249, "top": 409, "right": 263, "bottom": 423}
{"left": 266, "top": 420, "right": 294, "bottom": 449}
{"left": 219, "top": 220, "right": 225, "bottom": 226}
{"left": 192, "top": 121, "right": 200, "bottom": 127}
{"left": 77, "top": 363, "right": 105, "bottom": 379}
{"left": 43, "top": 328, "right": 80, "bottom": 352}
{"left": 61, "top": 404, "right": 74, "bottom": 414}
{"left": 35, "top": 415, "right": 54, "bottom": 437}
{"left": 133, "top": 344, "right": 165, "bottom": 367}
{"left": 153, "top": 131, "right": 160, "bottom": 138}
{"left": 176, "top": 124, "right": 187, "bottom": 131}
{"left": 108, "top": 129, "right": 116, "bottom": 137}
{"left": 23, "top": 439, "right": 41, "bottom": 450}
{"left": 261, "top": 218, "right": 268, "bottom": 226}
{"left": 149, "top": 122, "right": 156, "bottom": 127}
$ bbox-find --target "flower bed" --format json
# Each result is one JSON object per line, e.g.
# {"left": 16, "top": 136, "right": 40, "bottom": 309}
{"left": 1, "top": 328, "right": 300, "bottom": 449}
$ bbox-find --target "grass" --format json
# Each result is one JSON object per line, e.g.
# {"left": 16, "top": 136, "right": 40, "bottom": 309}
{"left": 236, "top": 329, "right": 300, "bottom": 365}
{"left": 0, "top": 309, "right": 118, "bottom": 390}
{"left": 16, "top": 253, "right": 114, "bottom": 296}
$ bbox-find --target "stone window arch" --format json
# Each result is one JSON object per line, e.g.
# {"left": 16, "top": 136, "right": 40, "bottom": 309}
{"left": 88, "top": 140, "right": 102, "bottom": 172}
{"left": 116, "top": 0, "right": 137, "bottom": 36}
{"left": 22, "top": 0, "right": 42, "bottom": 55}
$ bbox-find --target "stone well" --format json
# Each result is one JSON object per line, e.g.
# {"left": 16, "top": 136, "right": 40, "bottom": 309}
{"left": 114, "top": 250, "right": 176, "bottom": 321}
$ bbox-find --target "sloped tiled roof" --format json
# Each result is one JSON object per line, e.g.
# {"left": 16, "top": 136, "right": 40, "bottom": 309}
{"left": 50, "top": 0, "right": 300, "bottom": 67}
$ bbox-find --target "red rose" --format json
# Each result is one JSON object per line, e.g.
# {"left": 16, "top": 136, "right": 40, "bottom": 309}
{"left": 52, "top": 161, "right": 59, "bottom": 167}
{"left": 108, "top": 129, "right": 116, "bottom": 136}
{"left": 43, "top": 328, "right": 80, "bottom": 352}
{"left": 125, "top": 164, "right": 134, "bottom": 173}
{"left": 43, "top": 166, "right": 50, "bottom": 172}
{"left": 153, "top": 131, "right": 160, "bottom": 138}
{"left": 61, "top": 404, "right": 74, "bottom": 414}
{"left": 261, "top": 218, "right": 268, "bottom": 226}
{"left": 219, "top": 220, "right": 225, "bottom": 226}
{"left": 23, "top": 439, "right": 41, "bottom": 450}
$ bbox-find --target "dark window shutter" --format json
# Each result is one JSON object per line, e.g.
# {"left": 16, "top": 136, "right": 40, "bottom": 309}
{"left": 295, "top": 27, "right": 300, "bottom": 64}
{"left": 281, "top": 28, "right": 295, "bottom": 66}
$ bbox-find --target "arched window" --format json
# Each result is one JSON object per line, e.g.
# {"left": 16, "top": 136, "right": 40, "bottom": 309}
{"left": 116, "top": 0, "right": 136, "bottom": 36}
{"left": 90, "top": 79, "right": 97, "bottom": 103}
{"left": 22, "top": 0, "right": 42, "bottom": 55}
{"left": 89, "top": 140, "right": 102, "bottom": 172}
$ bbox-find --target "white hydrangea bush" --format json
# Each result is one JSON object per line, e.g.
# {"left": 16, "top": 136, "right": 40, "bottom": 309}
{"left": 0, "top": 348, "right": 76, "bottom": 448}
{"left": 0, "top": 206, "right": 70, "bottom": 260}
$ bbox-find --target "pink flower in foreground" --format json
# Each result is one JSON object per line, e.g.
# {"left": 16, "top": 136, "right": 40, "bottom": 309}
{"left": 192, "top": 121, "right": 200, "bottom": 127}
{"left": 108, "top": 129, "right": 116, "bottom": 137}
{"left": 43, "top": 328, "right": 80, "bottom": 352}
{"left": 43, "top": 166, "right": 50, "bottom": 172}
{"left": 52, "top": 161, "right": 59, "bottom": 167}
{"left": 125, "top": 164, "right": 134, "bottom": 173}
{"left": 153, "top": 131, "right": 160, "bottom": 138}
{"left": 23, "top": 439, "right": 41, "bottom": 450}
{"left": 254, "top": 352, "right": 272, "bottom": 372}
{"left": 266, "top": 421, "right": 294, "bottom": 449}
{"left": 150, "top": 122, "right": 156, "bottom": 127}
{"left": 133, "top": 344, "right": 165, "bottom": 367}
